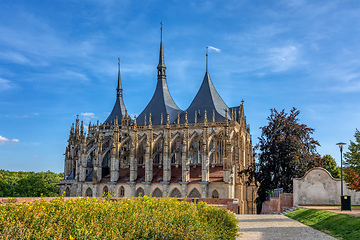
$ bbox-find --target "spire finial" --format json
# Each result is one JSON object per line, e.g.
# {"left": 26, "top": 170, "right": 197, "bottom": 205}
{"left": 157, "top": 22, "right": 166, "bottom": 76}
{"left": 206, "top": 47, "right": 209, "bottom": 73}
{"left": 160, "top": 21, "right": 163, "bottom": 41}
{"left": 117, "top": 58, "right": 123, "bottom": 98}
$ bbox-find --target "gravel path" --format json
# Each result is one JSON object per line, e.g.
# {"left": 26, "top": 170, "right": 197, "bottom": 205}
{"left": 236, "top": 214, "right": 337, "bottom": 240}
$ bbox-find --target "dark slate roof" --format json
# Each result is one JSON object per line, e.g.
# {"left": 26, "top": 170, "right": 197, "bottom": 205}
{"left": 181, "top": 72, "right": 230, "bottom": 123}
{"left": 137, "top": 78, "right": 183, "bottom": 125}
{"left": 104, "top": 96, "right": 126, "bottom": 125}
{"left": 137, "top": 26, "right": 182, "bottom": 125}
{"left": 104, "top": 61, "right": 127, "bottom": 125}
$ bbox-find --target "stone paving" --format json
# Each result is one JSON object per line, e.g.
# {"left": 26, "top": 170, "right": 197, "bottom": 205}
{"left": 236, "top": 214, "right": 337, "bottom": 240}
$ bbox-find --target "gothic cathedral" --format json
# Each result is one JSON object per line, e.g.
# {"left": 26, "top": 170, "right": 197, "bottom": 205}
{"left": 60, "top": 26, "right": 256, "bottom": 214}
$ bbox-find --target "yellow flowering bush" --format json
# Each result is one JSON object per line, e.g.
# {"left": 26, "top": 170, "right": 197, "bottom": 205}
{"left": 0, "top": 196, "right": 238, "bottom": 239}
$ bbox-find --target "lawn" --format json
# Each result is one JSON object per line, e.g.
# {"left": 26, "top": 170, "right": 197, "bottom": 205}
{"left": 286, "top": 208, "right": 360, "bottom": 239}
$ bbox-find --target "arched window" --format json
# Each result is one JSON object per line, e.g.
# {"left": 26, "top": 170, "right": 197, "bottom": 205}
{"left": 152, "top": 188, "right": 162, "bottom": 197}
{"left": 119, "top": 186, "right": 125, "bottom": 197}
{"left": 102, "top": 151, "right": 110, "bottom": 178}
{"left": 65, "top": 187, "right": 70, "bottom": 197}
{"left": 85, "top": 188, "right": 93, "bottom": 197}
{"left": 103, "top": 186, "right": 109, "bottom": 195}
{"left": 170, "top": 188, "right": 181, "bottom": 198}
{"left": 136, "top": 187, "right": 144, "bottom": 197}
{"left": 138, "top": 142, "right": 146, "bottom": 165}
{"left": 153, "top": 140, "right": 162, "bottom": 165}
{"left": 188, "top": 188, "right": 201, "bottom": 198}
{"left": 212, "top": 190, "right": 219, "bottom": 198}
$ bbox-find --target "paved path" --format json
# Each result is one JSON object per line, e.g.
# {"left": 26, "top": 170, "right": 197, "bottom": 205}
{"left": 236, "top": 214, "right": 336, "bottom": 240}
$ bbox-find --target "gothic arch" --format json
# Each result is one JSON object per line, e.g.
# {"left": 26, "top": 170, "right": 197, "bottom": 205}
{"left": 65, "top": 187, "right": 70, "bottom": 197}
{"left": 170, "top": 188, "right": 181, "bottom": 198}
{"left": 101, "top": 151, "right": 110, "bottom": 178}
{"left": 188, "top": 188, "right": 201, "bottom": 198}
{"left": 136, "top": 187, "right": 144, "bottom": 197}
{"left": 152, "top": 188, "right": 162, "bottom": 197}
{"left": 103, "top": 186, "right": 109, "bottom": 195}
{"left": 85, "top": 188, "right": 93, "bottom": 197}
{"left": 212, "top": 189, "right": 219, "bottom": 198}
{"left": 119, "top": 186, "right": 125, "bottom": 197}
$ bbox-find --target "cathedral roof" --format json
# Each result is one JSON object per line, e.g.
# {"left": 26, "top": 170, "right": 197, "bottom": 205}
{"left": 181, "top": 71, "right": 230, "bottom": 123}
{"left": 104, "top": 59, "right": 127, "bottom": 125}
{"left": 137, "top": 24, "right": 182, "bottom": 125}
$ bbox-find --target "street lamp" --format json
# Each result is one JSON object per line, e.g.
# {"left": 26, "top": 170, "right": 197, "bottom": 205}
{"left": 336, "top": 142, "right": 347, "bottom": 210}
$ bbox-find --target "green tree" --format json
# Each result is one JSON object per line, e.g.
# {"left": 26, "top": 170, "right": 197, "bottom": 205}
{"left": 323, "top": 154, "right": 341, "bottom": 178}
{"left": 240, "top": 108, "right": 324, "bottom": 203}
{"left": 344, "top": 129, "right": 360, "bottom": 191}
{"left": 0, "top": 170, "right": 63, "bottom": 197}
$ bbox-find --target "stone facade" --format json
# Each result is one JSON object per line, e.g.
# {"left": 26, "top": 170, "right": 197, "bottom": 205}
{"left": 59, "top": 26, "right": 256, "bottom": 214}
{"left": 293, "top": 167, "right": 360, "bottom": 205}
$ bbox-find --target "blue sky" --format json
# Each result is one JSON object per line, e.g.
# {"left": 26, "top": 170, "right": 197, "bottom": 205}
{"left": 0, "top": 0, "right": 359, "bottom": 173}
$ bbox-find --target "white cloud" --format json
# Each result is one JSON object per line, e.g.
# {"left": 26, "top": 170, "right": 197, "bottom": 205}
{"left": 0, "top": 135, "right": 20, "bottom": 144}
{"left": 81, "top": 112, "right": 95, "bottom": 117}
{"left": 208, "top": 46, "right": 221, "bottom": 52}
{"left": 266, "top": 45, "right": 300, "bottom": 72}
{"left": 0, "top": 78, "right": 14, "bottom": 91}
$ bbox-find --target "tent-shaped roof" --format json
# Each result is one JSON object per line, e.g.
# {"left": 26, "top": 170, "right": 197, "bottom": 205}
{"left": 137, "top": 25, "right": 182, "bottom": 125}
{"left": 104, "top": 60, "right": 127, "bottom": 125}
{"left": 181, "top": 72, "right": 229, "bottom": 123}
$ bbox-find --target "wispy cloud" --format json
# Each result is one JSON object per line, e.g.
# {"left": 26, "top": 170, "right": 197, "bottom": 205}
{"left": 0, "top": 78, "right": 14, "bottom": 91}
{"left": 208, "top": 46, "right": 221, "bottom": 52}
{"left": 0, "top": 135, "right": 19, "bottom": 144}
{"left": 266, "top": 45, "right": 301, "bottom": 72}
{"left": 81, "top": 112, "right": 95, "bottom": 117}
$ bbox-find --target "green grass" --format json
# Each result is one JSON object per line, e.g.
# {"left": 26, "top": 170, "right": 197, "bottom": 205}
{"left": 286, "top": 208, "right": 360, "bottom": 239}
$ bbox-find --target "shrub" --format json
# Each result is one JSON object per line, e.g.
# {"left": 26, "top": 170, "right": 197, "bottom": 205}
{"left": 0, "top": 196, "right": 238, "bottom": 240}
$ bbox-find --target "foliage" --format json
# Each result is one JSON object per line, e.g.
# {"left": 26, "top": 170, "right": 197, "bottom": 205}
{"left": 241, "top": 108, "right": 324, "bottom": 203}
{"left": 323, "top": 154, "right": 341, "bottom": 178}
{"left": 0, "top": 196, "right": 238, "bottom": 240}
{"left": 286, "top": 208, "right": 360, "bottom": 240}
{"left": 343, "top": 129, "right": 360, "bottom": 191}
{"left": 0, "top": 170, "right": 63, "bottom": 197}
{"left": 344, "top": 167, "right": 360, "bottom": 191}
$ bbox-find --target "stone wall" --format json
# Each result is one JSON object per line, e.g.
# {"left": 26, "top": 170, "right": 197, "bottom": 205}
{"left": 293, "top": 167, "right": 360, "bottom": 205}
{"left": 261, "top": 193, "right": 293, "bottom": 213}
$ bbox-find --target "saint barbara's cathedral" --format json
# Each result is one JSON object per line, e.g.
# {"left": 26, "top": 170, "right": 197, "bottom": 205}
{"left": 60, "top": 25, "right": 256, "bottom": 214}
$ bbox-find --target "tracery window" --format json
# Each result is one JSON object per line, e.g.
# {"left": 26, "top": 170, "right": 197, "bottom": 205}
{"left": 119, "top": 186, "right": 125, "bottom": 197}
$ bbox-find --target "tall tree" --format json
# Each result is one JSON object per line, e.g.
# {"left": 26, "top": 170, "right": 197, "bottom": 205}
{"left": 344, "top": 129, "right": 360, "bottom": 191}
{"left": 242, "top": 108, "right": 324, "bottom": 203}
{"left": 323, "top": 154, "right": 341, "bottom": 178}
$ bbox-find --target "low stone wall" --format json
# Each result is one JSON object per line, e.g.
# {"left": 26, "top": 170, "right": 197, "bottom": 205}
{"left": 261, "top": 193, "right": 293, "bottom": 213}
{"left": 293, "top": 167, "right": 360, "bottom": 205}
{"left": 0, "top": 197, "right": 239, "bottom": 214}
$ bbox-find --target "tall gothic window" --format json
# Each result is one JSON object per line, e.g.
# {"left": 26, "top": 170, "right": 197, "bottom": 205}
{"left": 85, "top": 188, "right": 93, "bottom": 197}
{"left": 138, "top": 142, "right": 146, "bottom": 165}
{"left": 102, "top": 151, "right": 110, "bottom": 178}
{"left": 212, "top": 190, "right": 219, "bottom": 198}
{"left": 119, "top": 186, "right": 125, "bottom": 197}
{"left": 153, "top": 140, "right": 162, "bottom": 165}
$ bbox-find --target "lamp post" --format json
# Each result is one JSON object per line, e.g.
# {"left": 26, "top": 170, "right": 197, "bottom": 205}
{"left": 336, "top": 142, "right": 346, "bottom": 210}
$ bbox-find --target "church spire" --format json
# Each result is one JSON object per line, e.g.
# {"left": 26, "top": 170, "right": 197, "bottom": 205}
{"left": 157, "top": 21, "right": 166, "bottom": 79}
{"left": 117, "top": 58, "right": 123, "bottom": 98}
{"left": 206, "top": 46, "right": 209, "bottom": 73}
{"left": 103, "top": 58, "right": 128, "bottom": 125}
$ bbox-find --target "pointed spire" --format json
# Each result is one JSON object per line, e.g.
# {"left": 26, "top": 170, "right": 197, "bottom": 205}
{"left": 204, "top": 110, "right": 208, "bottom": 124}
{"left": 149, "top": 113, "right": 152, "bottom": 127}
{"left": 157, "top": 21, "right": 166, "bottom": 76}
{"left": 117, "top": 58, "right": 123, "bottom": 98}
{"left": 185, "top": 111, "right": 188, "bottom": 124}
{"left": 166, "top": 113, "right": 170, "bottom": 126}
{"left": 133, "top": 115, "right": 137, "bottom": 128}
{"left": 161, "top": 113, "right": 163, "bottom": 125}
{"left": 104, "top": 59, "right": 129, "bottom": 125}
{"left": 213, "top": 109, "right": 215, "bottom": 122}
{"left": 206, "top": 46, "right": 209, "bottom": 73}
